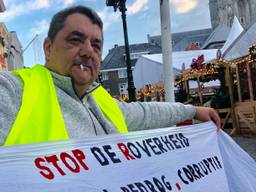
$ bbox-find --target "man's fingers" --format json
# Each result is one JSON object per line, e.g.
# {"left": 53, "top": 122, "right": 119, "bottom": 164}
{"left": 211, "top": 110, "right": 221, "bottom": 130}
{"left": 195, "top": 107, "right": 221, "bottom": 130}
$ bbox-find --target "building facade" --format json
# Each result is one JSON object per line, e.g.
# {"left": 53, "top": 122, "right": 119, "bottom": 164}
{"left": 209, "top": 0, "right": 256, "bottom": 29}
{"left": 7, "top": 31, "right": 24, "bottom": 70}
{"left": 0, "top": 0, "right": 23, "bottom": 71}
{"left": 0, "top": 0, "right": 5, "bottom": 13}
{"left": 0, "top": 23, "right": 8, "bottom": 71}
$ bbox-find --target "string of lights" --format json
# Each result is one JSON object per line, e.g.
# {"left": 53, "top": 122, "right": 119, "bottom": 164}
{"left": 117, "top": 43, "right": 256, "bottom": 102}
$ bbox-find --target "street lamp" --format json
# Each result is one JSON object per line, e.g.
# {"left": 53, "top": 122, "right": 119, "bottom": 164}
{"left": 106, "top": 0, "right": 136, "bottom": 102}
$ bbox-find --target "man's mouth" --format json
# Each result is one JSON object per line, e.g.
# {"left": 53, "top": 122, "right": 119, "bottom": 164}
{"left": 80, "top": 64, "right": 85, "bottom": 71}
{"left": 74, "top": 59, "right": 96, "bottom": 73}
{"left": 79, "top": 63, "right": 92, "bottom": 72}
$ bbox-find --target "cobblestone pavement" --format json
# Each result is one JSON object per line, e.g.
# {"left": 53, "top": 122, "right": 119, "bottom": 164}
{"left": 232, "top": 136, "right": 256, "bottom": 159}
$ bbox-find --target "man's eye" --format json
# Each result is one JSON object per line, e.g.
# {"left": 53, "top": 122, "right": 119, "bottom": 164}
{"left": 69, "top": 38, "right": 82, "bottom": 43}
{"left": 93, "top": 44, "right": 101, "bottom": 51}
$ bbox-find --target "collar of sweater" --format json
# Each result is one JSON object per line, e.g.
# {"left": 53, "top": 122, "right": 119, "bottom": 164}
{"left": 50, "top": 70, "right": 100, "bottom": 100}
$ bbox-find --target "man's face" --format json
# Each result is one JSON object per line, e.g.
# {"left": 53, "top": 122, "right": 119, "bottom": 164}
{"left": 44, "top": 13, "right": 103, "bottom": 88}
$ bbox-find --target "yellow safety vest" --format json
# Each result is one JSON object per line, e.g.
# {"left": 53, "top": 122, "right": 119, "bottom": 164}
{"left": 4, "top": 64, "right": 127, "bottom": 146}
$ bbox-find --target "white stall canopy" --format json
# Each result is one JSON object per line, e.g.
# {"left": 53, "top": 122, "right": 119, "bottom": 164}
{"left": 221, "top": 16, "right": 244, "bottom": 54}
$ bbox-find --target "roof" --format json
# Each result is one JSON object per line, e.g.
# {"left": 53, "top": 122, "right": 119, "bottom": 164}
{"left": 173, "top": 33, "right": 210, "bottom": 51}
{"left": 148, "top": 28, "right": 212, "bottom": 49}
{"left": 223, "top": 21, "right": 256, "bottom": 60}
{"left": 141, "top": 49, "right": 218, "bottom": 70}
{"left": 202, "top": 24, "right": 230, "bottom": 49}
{"left": 101, "top": 43, "right": 161, "bottom": 70}
{"left": 102, "top": 29, "right": 213, "bottom": 70}
{"left": 221, "top": 16, "right": 244, "bottom": 53}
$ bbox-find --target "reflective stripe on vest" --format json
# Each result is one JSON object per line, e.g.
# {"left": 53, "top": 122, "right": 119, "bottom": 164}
{"left": 4, "top": 64, "right": 127, "bottom": 146}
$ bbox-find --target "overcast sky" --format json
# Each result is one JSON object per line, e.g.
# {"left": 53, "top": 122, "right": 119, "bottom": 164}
{"left": 0, "top": 0, "right": 212, "bottom": 67}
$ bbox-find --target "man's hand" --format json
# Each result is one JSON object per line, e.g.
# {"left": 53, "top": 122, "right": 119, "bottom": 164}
{"left": 194, "top": 106, "right": 221, "bottom": 129}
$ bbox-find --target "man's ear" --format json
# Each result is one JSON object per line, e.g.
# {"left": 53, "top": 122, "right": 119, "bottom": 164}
{"left": 43, "top": 37, "right": 52, "bottom": 62}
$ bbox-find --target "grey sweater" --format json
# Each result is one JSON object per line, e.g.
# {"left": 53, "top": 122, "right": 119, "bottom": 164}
{"left": 0, "top": 70, "right": 196, "bottom": 145}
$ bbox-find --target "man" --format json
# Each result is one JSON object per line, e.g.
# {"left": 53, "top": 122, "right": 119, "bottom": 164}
{"left": 0, "top": 5, "right": 220, "bottom": 146}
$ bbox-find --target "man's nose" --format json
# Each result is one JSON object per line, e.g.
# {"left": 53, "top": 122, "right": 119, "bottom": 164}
{"left": 79, "top": 39, "right": 93, "bottom": 57}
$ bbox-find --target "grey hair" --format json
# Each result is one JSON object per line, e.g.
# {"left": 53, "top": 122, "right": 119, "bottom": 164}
{"left": 47, "top": 5, "right": 103, "bottom": 42}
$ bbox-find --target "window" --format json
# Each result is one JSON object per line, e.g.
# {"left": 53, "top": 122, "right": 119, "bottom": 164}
{"left": 239, "top": 17, "right": 245, "bottom": 25}
{"left": 119, "top": 83, "right": 128, "bottom": 94}
{"left": 118, "top": 69, "right": 127, "bottom": 78}
{"left": 101, "top": 71, "right": 108, "bottom": 81}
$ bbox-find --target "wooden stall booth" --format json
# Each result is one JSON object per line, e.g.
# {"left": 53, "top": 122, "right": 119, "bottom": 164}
{"left": 175, "top": 58, "right": 237, "bottom": 131}
{"left": 222, "top": 44, "right": 256, "bottom": 135}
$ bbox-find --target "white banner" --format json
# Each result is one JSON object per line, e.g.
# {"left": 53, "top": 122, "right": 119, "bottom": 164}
{"left": 0, "top": 122, "right": 255, "bottom": 192}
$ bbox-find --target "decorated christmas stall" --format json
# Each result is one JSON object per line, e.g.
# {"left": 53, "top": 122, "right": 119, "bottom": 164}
{"left": 177, "top": 19, "right": 256, "bottom": 135}
{"left": 218, "top": 44, "right": 256, "bottom": 135}
{"left": 211, "top": 20, "right": 256, "bottom": 135}
{"left": 118, "top": 17, "right": 256, "bottom": 135}
{"left": 131, "top": 49, "right": 218, "bottom": 102}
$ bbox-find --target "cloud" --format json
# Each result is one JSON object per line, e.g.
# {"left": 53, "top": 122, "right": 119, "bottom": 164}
{"left": 98, "top": 0, "right": 149, "bottom": 30}
{"left": 28, "top": 0, "right": 50, "bottom": 9}
{"left": 0, "top": 0, "right": 78, "bottom": 22}
{"left": 0, "top": 4, "right": 24, "bottom": 22}
{"left": 3, "top": 0, "right": 12, "bottom": 7}
{"left": 0, "top": 0, "right": 50, "bottom": 22}
{"left": 127, "top": 0, "right": 149, "bottom": 15}
{"left": 171, "top": 0, "right": 198, "bottom": 13}
{"left": 98, "top": 7, "right": 119, "bottom": 31}
{"left": 1, "top": 0, "right": 148, "bottom": 30}
{"left": 30, "top": 19, "right": 49, "bottom": 36}
{"left": 171, "top": 0, "right": 211, "bottom": 32}
{"left": 63, "top": 0, "right": 75, "bottom": 6}
{"left": 55, "top": 0, "right": 76, "bottom": 8}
